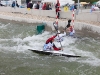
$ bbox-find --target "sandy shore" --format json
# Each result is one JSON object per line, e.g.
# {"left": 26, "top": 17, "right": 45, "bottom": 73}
{"left": 0, "top": 11, "right": 100, "bottom": 26}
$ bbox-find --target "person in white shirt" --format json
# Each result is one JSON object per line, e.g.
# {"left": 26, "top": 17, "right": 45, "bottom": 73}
{"left": 55, "top": 30, "right": 66, "bottom": 42}
{"left": 39, "top": 2, "right": 43, "bottom": 10}
{"left": 33, "top": 3, "right": 37, "bottom": 9}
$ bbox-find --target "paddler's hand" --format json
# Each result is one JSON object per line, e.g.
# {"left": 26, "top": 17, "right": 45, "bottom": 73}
{"left": 58, "top": 47, "right": 62, "bottom": 50}
{"left": 61, "top": 48, "right": 63, "bottom": 50}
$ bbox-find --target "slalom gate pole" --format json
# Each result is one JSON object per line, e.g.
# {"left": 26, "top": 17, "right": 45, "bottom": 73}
{"left": 56, "top": 19, "right": 63, "bottom": 51}
{"left": 72, "top": 9, "right": 75, "bottom": 28}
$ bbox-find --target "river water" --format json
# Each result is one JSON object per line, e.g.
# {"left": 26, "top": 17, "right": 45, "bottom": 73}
{"left": 0, "top": 19, "right": 100, "bottom": 75}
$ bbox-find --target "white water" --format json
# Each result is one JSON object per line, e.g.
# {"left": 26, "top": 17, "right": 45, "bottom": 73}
{"left": 0, "top": 21, "right": 100, "bottom": 75}
{"left": 0, "top": 21, "right": 100, "bottom": 69}
{"left": 0, "top": 30, "right": 100, "bottom": 67}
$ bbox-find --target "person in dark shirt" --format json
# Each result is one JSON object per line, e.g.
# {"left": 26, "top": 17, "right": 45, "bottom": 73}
{"left": 27, "top": 1, "right": 33, "bottom": 9}
{"left": 12, "top": 1, "right": 19, "bottom": 8}
{"left": 66, "top": 19, "right": 71, "bottom": 28}
{"left": 46, "top": 3, "right": 49, "bottom": 10}
{"left": 74, "top": 3, "right": 77, "bottom": 10}
{"left": 26, "top": 0, "right": 31, "bottom": 8}
{"left": 36, "top": 2, "right": 39, "bottom": 9}
{"left": 56, "top": 6, "right": 61, "bottom": 19}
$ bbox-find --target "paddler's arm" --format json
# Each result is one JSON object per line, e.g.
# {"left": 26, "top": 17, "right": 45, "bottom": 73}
{"left": 53, "top": 43, "right": 61, "bottom": 51}
{"left": 46, "top": 35, "right": 57, "bottom": 44}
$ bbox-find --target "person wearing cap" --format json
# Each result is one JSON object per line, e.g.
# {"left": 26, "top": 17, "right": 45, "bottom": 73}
{"left": 55, "top": 30, "right": 66, "bottom": 42}
{"left": 43, "top": 35, "right": 61, "bottom": 51}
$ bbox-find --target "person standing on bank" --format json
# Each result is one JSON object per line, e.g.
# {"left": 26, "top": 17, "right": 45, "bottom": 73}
{"left": 26, "top": 0, "right": 31, "bottom": 8}
{"left": 55, "top": 0, "right": 60, "bottom": 19}
{"left": 12, "top": 1, "right": 19, "bottom": 8}
{"left": 56, "top": 6, "right": 61, "bottom": 19}
{"left": 27, "top": 1, "right": 33, "bottom": 9}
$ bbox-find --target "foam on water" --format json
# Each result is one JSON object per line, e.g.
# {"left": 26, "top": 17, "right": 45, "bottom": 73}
{"left": 0, "top": 22, "right": 100, "bottom": 67}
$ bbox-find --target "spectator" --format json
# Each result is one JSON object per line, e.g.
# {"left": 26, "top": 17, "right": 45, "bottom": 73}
{"left": 84, "top": 4, "right": 87, "bottom": 9}
{"left": 27, "top": 1, "right": 33, "bottom": 9}
{"left": 55, "top": 1, "right": 60, "bottom": 9}
{"left": 33, "top": 2, "right": 37, "bottom": 9}
{"left": 36, "top": 2, "right": 39, "bottom": 9}
{"left": 56, "top": 6, "right": 61, "bottom": 19}
{"left": 12, "top": 1, "right": 19, "bottom": 8}
{"left": 49, "top": 4, "right": 52, "bottom": 10}
{"left": 46, "top": 3, "right": 49, "bottom": 10}
{"left": 26, "top": 0, "right": 31, "bottom": 8}
{"left": 39, "top": 2, "right": 43, "bottom": 10}
{"left": 90, "top": 5, "right": 95, "bottom": 12}
{"left": 74, "top": 3, "right": 77, "bottom": 10}
{"left": 55, "top": 1, "right": 60, "bottom": 19}
{"left": 42, "top": 3, "right": 46, "bottom": 10}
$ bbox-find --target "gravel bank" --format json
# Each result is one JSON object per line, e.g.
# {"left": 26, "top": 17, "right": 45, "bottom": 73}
{"left": 0, "top": 11, "right": 100, "bottom": 26}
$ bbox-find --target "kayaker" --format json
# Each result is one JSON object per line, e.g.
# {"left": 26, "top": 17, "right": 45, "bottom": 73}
{"left": 68, "top": 25, "right": 75, "bottom": 36}
{"left": 55, "top": 30, "right": 66, "bottom": 42}
{"left": 43, "top": 35, "right": 61, "bottom": 51}
{"left": 65, "top": 19, "right": 75, "bottom": 36}
{"left": 65, "top": 19, "right": 72, "bottom": 29}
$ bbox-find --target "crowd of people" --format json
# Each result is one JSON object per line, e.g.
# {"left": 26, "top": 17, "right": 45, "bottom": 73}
{"left": 11, "top": 0, "right": 80, "bottom": 19}
{"left": 11, "top": 1, "right": 19, "bottom": 8}
{"left": 26, "top": 0, "right": 62, "bottom": 19}
{"left": 26, "top": 0, "right": 52, "bottom": 10}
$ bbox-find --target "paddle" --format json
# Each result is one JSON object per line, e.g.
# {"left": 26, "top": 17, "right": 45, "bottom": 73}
{"left": 53, "top": 20, "right": 63, "bottom": 51}
{"left": 53, "top": 21, "right": 58, "bottom": 31}
{"left": 58, "top": 34, "right": 63, "bottom": 51}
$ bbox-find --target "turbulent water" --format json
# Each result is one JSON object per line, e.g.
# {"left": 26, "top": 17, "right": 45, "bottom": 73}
{"left": 0, "top": 19, "right": 100, "bottom": 75}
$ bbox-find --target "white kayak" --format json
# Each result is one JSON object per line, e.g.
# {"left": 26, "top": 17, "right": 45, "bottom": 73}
{"left": 28, "top": 49, "right": 81, "bottom": 57}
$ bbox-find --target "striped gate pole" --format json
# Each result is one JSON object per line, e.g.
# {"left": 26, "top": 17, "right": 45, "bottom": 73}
{"left": 72, "top": 9, "right": 75, "bottom": 27}
{"left": 56, "top": 18, "right": 58, "bottom": 25}
{"left": 72, "top": 8, "right": 75, "bottom": 34}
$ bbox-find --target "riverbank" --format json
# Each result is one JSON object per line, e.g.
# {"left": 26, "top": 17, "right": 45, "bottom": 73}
{"left": 0, "top": 9, "right": 100, "bottom": 35}
{"left": 0, "top": 17, "right": 100, "bottom": 75}
{"left": 0, "top": 11, "right": 100, "bottom": 26}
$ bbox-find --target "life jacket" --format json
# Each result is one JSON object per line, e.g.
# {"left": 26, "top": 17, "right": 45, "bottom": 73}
{"left": 44, "top": 35, "right": 61, "bottom": 51}
{"left": 43, "top": 42, "right": 53, "bottom": 51}
{"left": 69, "top": 26, "right": 75, "bottom": 36}
{"left": 43, "top": 43, "right": 61, "bottom": 51}
{"left": 70, "top": 26, "right": 73, "bottom": 32}
{"left": 46, "top": 35, "right": 56, "bottom": 44}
